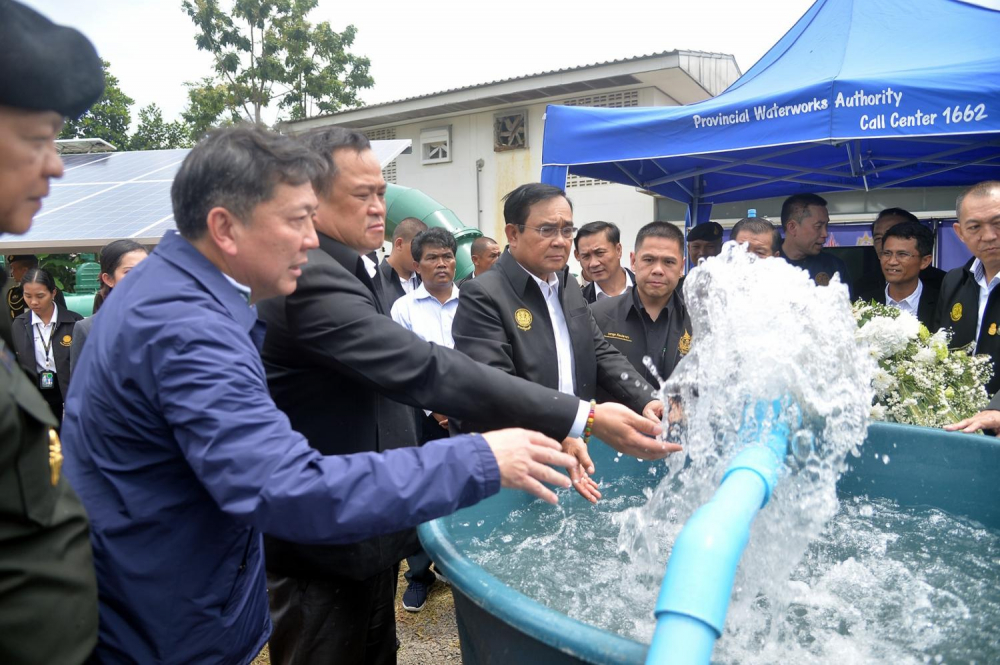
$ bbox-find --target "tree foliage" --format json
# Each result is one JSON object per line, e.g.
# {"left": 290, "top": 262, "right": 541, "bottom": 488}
{"left": 181, "top": 77, "right": 239, "bottom": 141}
{"left": 129, "top": 104, "right": 193, "bottom": 150}
{"left": 182, "top": 0, "right": 374, "bottom": 124}
{"left": 59, "top": 59, "right": 135, "bottom": 150}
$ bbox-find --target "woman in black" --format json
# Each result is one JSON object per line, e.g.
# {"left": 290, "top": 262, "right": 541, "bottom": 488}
{"left": 11, "top": 268, "right": 81, "bottom": 427}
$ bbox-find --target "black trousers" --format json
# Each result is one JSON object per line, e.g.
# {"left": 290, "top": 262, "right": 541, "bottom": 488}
{"left": 267, "top": 569, "right": 398, "bottom": 665}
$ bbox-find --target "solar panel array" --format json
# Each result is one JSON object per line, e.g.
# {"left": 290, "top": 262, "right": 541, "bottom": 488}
{"left": 0, "top": 139, "right": 411, "bottom": 252}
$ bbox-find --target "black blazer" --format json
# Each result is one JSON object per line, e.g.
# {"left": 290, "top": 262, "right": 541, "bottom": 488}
{"left": 852, "top": 256, "right": 946, "bottom": 301}
{"left": 857, "top": 279, "right": 940, "bottom": 332}
{"left": 590, "top": 288, "right": 691, "bottom": 399}
{"left": 11, "top": 306, "right": 83, "bottom": 402}
{"left": 451, "top": 249, "right": 653, "bottom": 425}
{"left": 581, "top": 267, "right": 635, "bottom": 304}
{"left": 937, "top": 260, "right": 1000, "bottom": 409}
{"left": 375, "top": 257, "right": 417, "bottom": 312}
{"left": 257, "top": 234, "right": 583, "bottom": 580}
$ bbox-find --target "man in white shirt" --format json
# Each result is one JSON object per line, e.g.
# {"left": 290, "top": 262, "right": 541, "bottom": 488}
{"left": 940, "top": 181, "right": 1000, "bottom": 434}
{"left": 575, "top": 221, "right": 633, "bottom": 303}
{"left": 857, "top": 221, "right": 938, "bottom": 330}
{"left": 376, "top": 217, "right": 426, "bottom": 310}
{"left": 390, "top": 226, "right": 461, "bottom": 612}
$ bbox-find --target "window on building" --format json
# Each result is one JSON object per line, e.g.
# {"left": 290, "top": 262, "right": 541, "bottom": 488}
{"left": 364, "top": 127, "right": 398, "bottom": 183}
{"left": 562, "top": 91, "right": 640, "bottom": 188}
{"left": 494, "top": 110, "right": 528, "bottom": 152}
{"left": 420, "top": 126, "right": 452, "bottom": 165}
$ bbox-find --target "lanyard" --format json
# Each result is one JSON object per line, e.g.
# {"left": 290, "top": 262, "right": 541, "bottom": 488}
{"left": 34, "top": 321, "right": 55, "bottom": 369}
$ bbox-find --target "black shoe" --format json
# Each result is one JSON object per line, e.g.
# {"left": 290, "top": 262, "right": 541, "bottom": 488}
{"left": 402, "top": 580, "right": 431, "bottom": 612}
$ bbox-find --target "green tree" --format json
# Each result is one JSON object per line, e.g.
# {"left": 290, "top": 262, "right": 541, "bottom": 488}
{"left": 129, "top": 103, "right": 193, "bottom": 150}
{"left": 181, "top": 77, "right": 238, "bottom": 141}
{"left": 59, "top": 59, "right": 134, "bottom": 150}
{"left": 182, "top": 0, "right": 374, "bottom": 125}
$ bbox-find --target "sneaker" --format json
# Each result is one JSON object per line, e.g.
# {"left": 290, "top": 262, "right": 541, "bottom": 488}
{"left": 402, "top": 581, "right": 430, "bottom": 612}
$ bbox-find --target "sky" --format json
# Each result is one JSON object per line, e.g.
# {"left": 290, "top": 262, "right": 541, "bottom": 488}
{"left": 23, "top": 0, "right": 816, "bottom": 127}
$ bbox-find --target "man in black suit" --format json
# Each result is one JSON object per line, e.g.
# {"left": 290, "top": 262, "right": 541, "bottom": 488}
{"left": 257, "top": 129, "right": 669, "bottom": 664}
{"left": 591, "top": 221, "right": 691, "bottom": 394}
{"left": 376, "top": 216, "right": 426, "bottom": 310}
{"left": 853, "top": 207, "right": 946, "bottom": 297}
{"left": 452, "top": 184, "right": 678, "bottom": 502}
{"left": 856, "top": 221, "right": 940, "bottom": 330}
{"left": 941, "top": 181, "right": 1000, "bottom": 435}
{"left": 456, "top": 235, "right": 500, "bottom": 286}
{"left": 574, "top": 221, "right": 634, "bottom": 303}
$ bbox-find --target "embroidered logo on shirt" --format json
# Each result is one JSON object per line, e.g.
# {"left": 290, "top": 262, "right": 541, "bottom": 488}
{"left": 678, "top": 330, "right": 692, "bottom": 356}
{"left": 60, "top": 334, "right": 72, "bottom": 346}
{"left": 950, "top": 303, "right": 963, "bottom": 322}
{"left": 814, "top": 272, "right": 831, "bottom": 286}
{"left": 605, "top": 332, "right": 631, "bottom": 342}
{"left": 514, "top": 308, "right": 532, "bottom": 331}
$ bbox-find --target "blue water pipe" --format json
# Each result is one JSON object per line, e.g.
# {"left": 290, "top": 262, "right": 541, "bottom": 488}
{"left": 645, "top": 400, "right": 796, "bottom": 664}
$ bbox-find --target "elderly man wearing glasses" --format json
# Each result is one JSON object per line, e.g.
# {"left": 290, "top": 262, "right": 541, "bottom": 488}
{"left": 452, "top": 183, "right": 678, "bottom": 503}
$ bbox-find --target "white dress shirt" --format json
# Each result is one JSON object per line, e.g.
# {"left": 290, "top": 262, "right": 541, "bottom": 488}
{"left": 30, "top": 304, "right": 59, "bottom": 374}
{"left": 399, "top": 273, "right": 419, "bottom": 294}
{"left": 972, "top": 258, "right": 1000, "bottom": 343}
{"left": 884, "top": 279, "right": 922, "bottom": 318}
{"left": 594, "top": 268, "right": 634, "bottom": 300}
{"left": 361, "top": 253, "right": 378, "bottom": 279}
{"left": 391, "top": 283, "right": 460, "bottom": 349}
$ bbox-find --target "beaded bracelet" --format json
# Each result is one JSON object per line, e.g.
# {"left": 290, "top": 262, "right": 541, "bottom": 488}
{"left": 582, "top": 399, "right": 596, "bottom": 444}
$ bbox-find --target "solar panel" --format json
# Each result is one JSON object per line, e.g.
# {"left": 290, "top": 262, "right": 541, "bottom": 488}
{"left": 0, "top": 140, "right": 411, "bottom": 252}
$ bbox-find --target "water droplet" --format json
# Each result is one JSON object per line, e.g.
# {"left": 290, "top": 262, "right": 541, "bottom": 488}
{"left": 791, "top": 430, "right": 815, "bottom": 462}
{"left": 648, "top": 466, "right": 657, "bottom": 475}
{"left": 634, "top": 380, "right": 642, "bottom": 387}
{"left": 613, "top": 457, "right": 619, "bottom": 463}
{"left": 882, "top": 454, "right": 890, "bottom": 465}
{"left": 477, "top": 520, "right": 484, "bottom": 526}
{"left": 620, "top": 373, "right": 629, "bottom": 380}
{"left": 859, "top": 504, "right": 874, "bottom": 517}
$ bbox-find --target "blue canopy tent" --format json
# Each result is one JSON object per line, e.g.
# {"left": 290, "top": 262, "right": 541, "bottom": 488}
{"left": 541, "top": 0, "right": 1000, "bottom": 232}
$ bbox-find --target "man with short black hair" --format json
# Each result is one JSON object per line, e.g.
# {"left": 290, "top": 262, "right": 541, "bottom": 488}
{"left": 778, "top": 193, "right": 852, "bottom": 293}
{"left": 853, "top": 207, "right": 946, "bottom": 297}
{"left": 592, "top": 221, "right": 691, "bottom": 394}
{"left": 575, "top": 221, "right": 633, "bottom": 302}
{"left": 857, "top": 221, "right": 939, "bottom": 329}
{"left": 731, "top": 217, "right": 781, "bottom": 258}
{"left": 377, "top": 216, "right": 427, "bottom": 309}
{"left": 457, "top": 235, "right": 501, "bottom": 286}
{"left": 453, "top": 183, "right": 679, "bottom": 502}
{"left": 686, "top": 221, "right": 723, "bottom": 268}
{"left": 258, "top": 136, "right": 666, "bottom": 662}
{"left": 0, "top": 3, "right": 104, "bottom": 662}
{"left": 390, "top": 226, "right": 460, "bottom": 611}
{"left": 941, "top": 181, "right": 1000, "bottom": 435}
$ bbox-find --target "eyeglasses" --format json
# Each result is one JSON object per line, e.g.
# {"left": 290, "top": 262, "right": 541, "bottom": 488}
{"left": 880, "top": 250, "right": 918, "bottom": 261}
{"left": 523, "top": 224, "right": 577, "bottom": 239}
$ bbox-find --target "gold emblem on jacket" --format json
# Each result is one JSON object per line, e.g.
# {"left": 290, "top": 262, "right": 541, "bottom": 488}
{"left": 678, "top": 330, "right": 692, "bottom": 356}
{"left": 514, "top": 308, "right": 532, "bottom": 331}
{"left": 990, "top": 323, "right": 998, "bottom": 336}
{"left": 605, "top": 332, "right": 631, "bottom": 342}
{"left": 814, "top": 272, "right": 831, "bottom": 286}
{"left": 950, "top": 303, "right": 963, "bottom": 322}
{"left": 60, "top": 334, "right": 72, "bottom": 347}
{"left": 48, "top": 429, "right": 62, "bottom": 486}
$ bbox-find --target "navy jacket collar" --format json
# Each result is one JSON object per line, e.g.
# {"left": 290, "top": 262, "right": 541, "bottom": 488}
{"left": 156, "top": 231, "right": 260, "bottom": 336}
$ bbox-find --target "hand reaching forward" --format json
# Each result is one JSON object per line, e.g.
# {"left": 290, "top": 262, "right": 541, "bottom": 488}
{"left": 562, "top": 437, "right": 602, "bottom": 504}
{"left": 590, "top": 401, "right": 682, "bottom": 460}
{"left": 482, "top": 428, "right": 579, "bottom": 504}
{"left": 943, "top": 409, "right": 1000, "bottom": 435}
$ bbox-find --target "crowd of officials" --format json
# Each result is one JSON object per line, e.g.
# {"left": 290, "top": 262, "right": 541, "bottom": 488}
{"left": 3, "top": 3, "right": 1000, "bottom": 665}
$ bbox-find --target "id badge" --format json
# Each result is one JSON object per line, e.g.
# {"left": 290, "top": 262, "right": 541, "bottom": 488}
{"left": 39, "top": 371, "right": 55, "bottom": 390}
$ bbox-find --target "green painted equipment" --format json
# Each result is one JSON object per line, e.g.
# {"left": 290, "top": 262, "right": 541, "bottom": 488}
{"left": 384, "top": 184, "right": 482, "bottom": 281}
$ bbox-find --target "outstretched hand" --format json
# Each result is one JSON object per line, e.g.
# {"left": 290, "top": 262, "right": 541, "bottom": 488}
{"left": 562, "top": 437, "right": 601, "bottom": 504}
{"left": 944, "top": 409, "right": 1000, "bottom": 435}
{"left": 590, "top": 401, "right": 682, "bottom": 460}
{"left": 642, "top": 399, "right": 664, "bottom": 423}
{"left": 482, "top": 428, "right": 579, "bottom": 504}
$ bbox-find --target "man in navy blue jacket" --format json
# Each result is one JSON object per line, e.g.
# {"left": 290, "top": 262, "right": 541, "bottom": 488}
{"left": 61, "top": 126, "right": 578, "bottom": 664}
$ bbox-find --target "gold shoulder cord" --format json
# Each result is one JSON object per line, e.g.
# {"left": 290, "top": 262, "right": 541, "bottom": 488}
{"left": 48, "top": 429, "right": 62, "bottom": 486}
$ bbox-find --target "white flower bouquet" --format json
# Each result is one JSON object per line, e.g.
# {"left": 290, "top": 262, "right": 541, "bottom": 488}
{"left": 853, "top": 300, "right": 993, "bottom": 427}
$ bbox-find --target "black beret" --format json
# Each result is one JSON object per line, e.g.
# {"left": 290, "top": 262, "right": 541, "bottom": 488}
{"left": 687, "top": 221, "right": 723, "bottom": 242}
{"left": 0, "top": 0, "right": 104, "bottom": 119}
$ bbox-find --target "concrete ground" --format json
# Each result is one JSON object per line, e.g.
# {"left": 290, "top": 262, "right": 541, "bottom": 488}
{"left": 251, "top": 562, "right": 461, "bottom": 664}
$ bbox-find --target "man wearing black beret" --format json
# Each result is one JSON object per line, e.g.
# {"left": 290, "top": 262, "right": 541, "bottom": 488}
{"left": 0, "top": 2, "right": 104, "bottom": 663}
{"left": 686, "top": 221, "right": 723, "bottom": 269}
